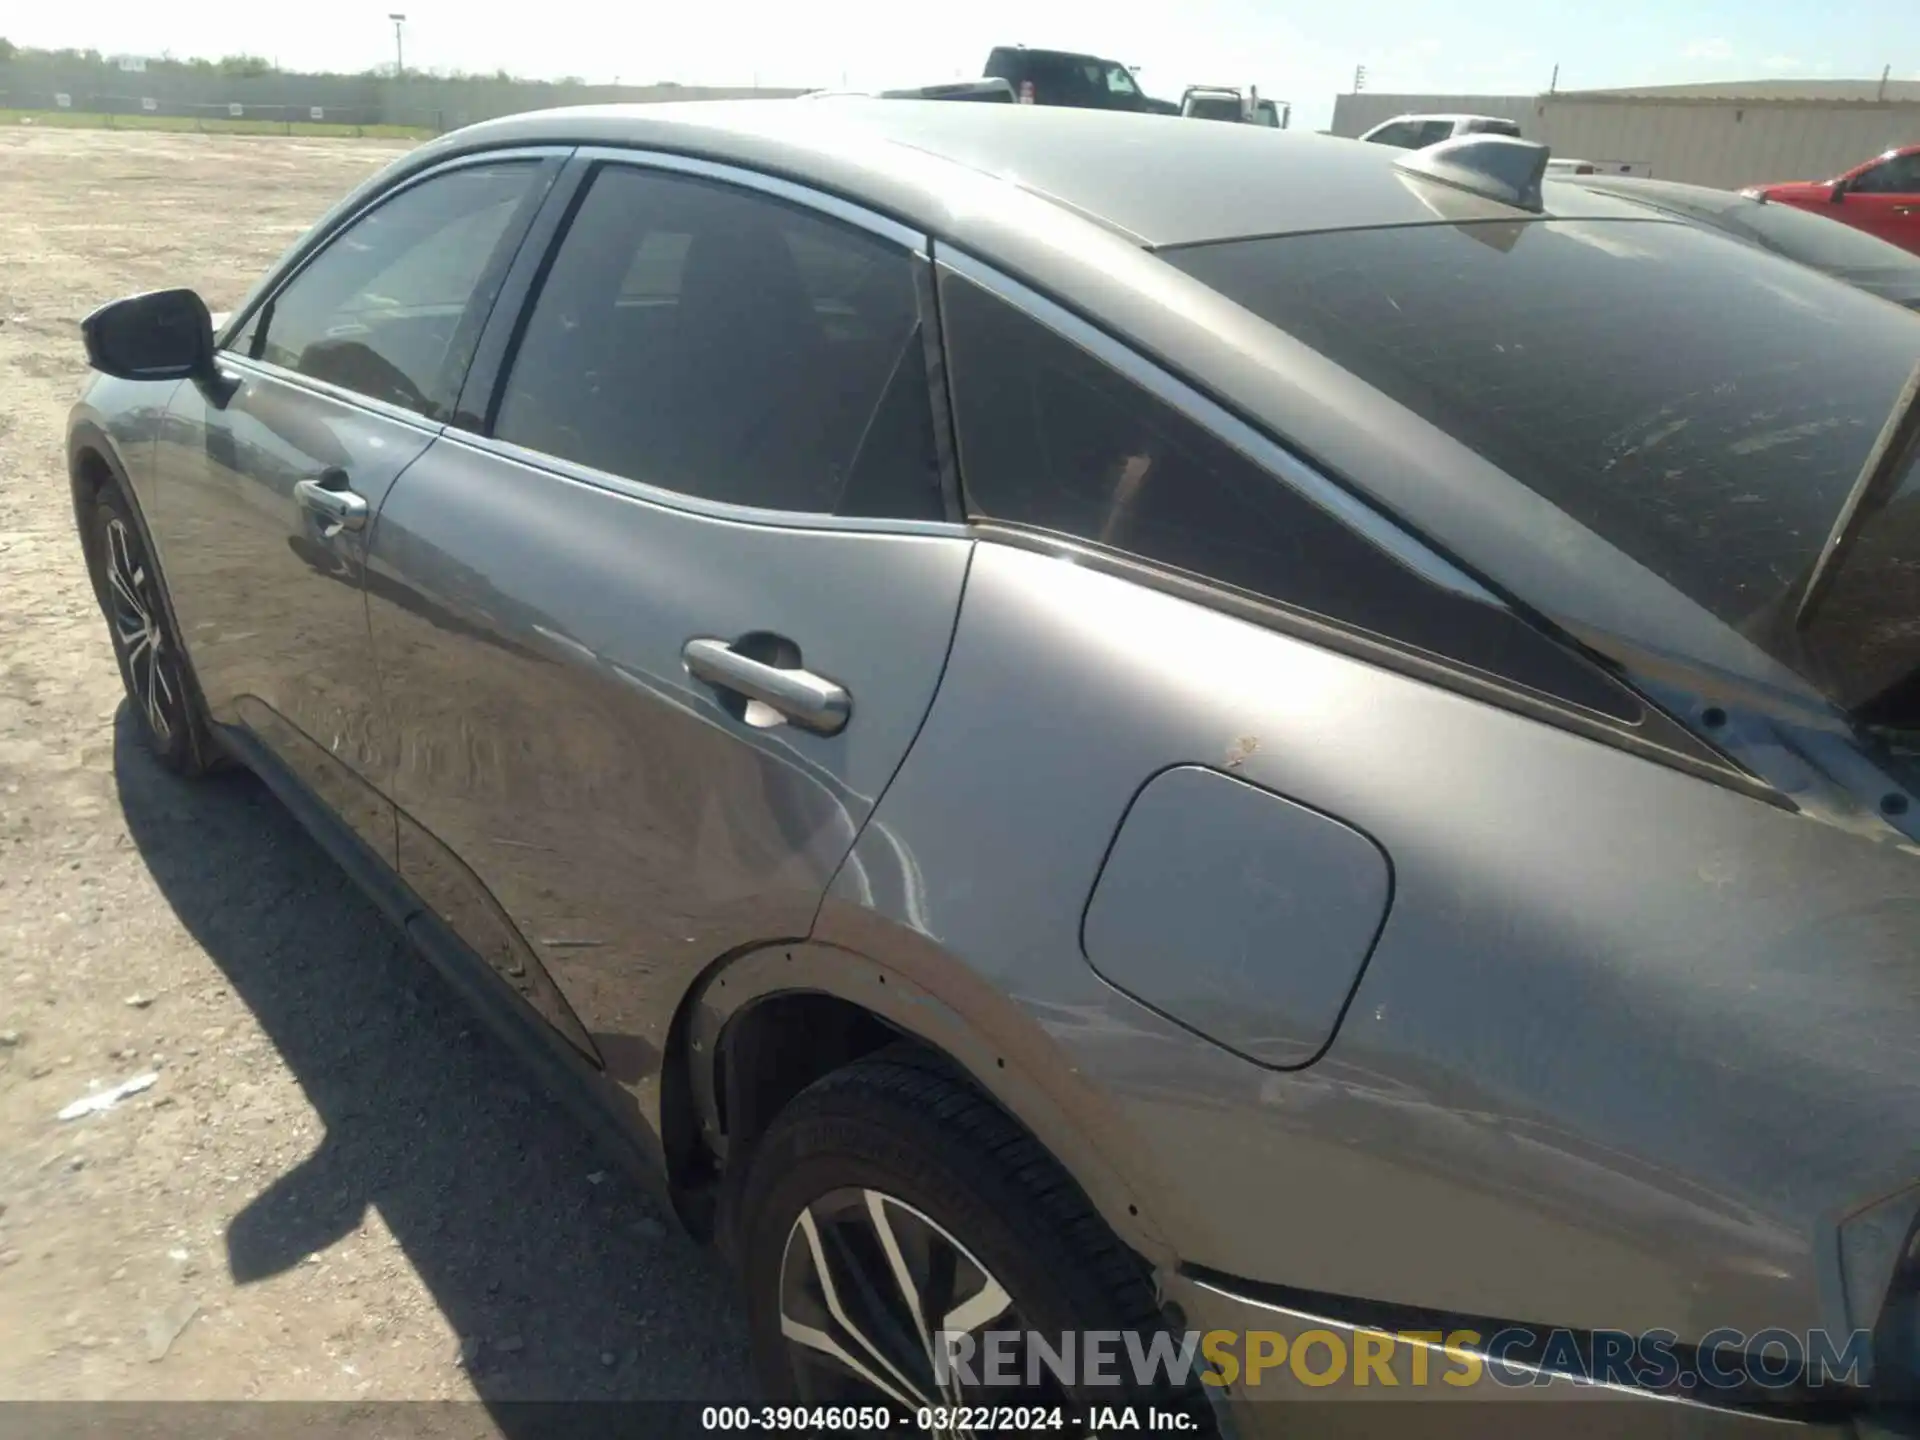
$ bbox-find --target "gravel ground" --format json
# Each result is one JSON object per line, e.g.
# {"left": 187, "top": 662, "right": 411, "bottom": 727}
{"left": 0, "top": 126, "right": 753, "bottom": 1411}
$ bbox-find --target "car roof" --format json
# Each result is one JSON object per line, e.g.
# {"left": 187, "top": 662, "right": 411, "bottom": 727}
{"left": 414, "top": 99, "right": 1644, "bottom": 251}
{"left": 988, "top": 46, "right": 1118, "bottom": 63}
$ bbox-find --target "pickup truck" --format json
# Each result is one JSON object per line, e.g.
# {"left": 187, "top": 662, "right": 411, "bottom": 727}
{"left": 983, "top": 46, "right": 1179, "bottom": 113}
{"left": 1180, "top": 85, "right": 1289, "bottom": 127}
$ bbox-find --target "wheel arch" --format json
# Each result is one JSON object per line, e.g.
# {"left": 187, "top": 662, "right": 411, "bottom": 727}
{"left": 67, "top": 413, "right": 223, "bottom": 772}
{"left": 67, "top": 419, "right": 175, "bottom": 626}
{"left": 667, "top": 935, "right": 1179, "bottom": 1273}
{"left": 67, "top": 419, "right": 130, "bottom": 603}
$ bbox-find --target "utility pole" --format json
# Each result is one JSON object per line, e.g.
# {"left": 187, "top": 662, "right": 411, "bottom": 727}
{"left": 1352, "top": 64, "right": 1366, "bottom": 93}
{"left": 1879, "top": 63, "right": 1891, "bottom": 101}
{"left": 1549, "top": 62, "right": 1559, "bottom": 94}
{"left": 388, "top": 13, "right": 407, "bottom": 80}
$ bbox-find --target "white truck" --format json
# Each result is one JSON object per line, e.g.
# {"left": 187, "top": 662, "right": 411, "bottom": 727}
{"left": 1180, "top": 85, "right": 1289, "bottom": 127}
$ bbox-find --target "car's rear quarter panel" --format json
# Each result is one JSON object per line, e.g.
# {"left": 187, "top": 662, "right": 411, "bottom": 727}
{"left": 818, "top": 540, "right": 1920, "bottom": 1345}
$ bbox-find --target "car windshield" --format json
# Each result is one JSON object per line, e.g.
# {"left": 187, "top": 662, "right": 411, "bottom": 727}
{"left": 1164, "top": 218, "right": 1920, "bottom": 711}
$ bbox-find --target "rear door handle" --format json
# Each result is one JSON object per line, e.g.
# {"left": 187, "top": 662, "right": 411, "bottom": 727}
{"left": 683, "top": 637, "right": 851, "bottom": 735}
{"left": 293, "top": 468, "right": 369, "bottom": 537}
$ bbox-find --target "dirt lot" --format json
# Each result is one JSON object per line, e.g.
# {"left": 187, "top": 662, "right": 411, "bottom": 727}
{"left": 0, "top": 127, "right": 753, "bottom": 1410}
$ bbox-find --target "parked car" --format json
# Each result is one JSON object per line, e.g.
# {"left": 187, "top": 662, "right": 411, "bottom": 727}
{"left": 983, "top": 44, "right": 1178, "bottom": 112}
{"left": 70, "top": 108, "right": 1920, "bottom": 1434}
{"left": 1747, "top": 143, "right": 1920, "bottom": 255}
{"left": 1570, "top": 173, "right": 1920, "bottom": 309}
{"left": 1357, "top": 111, "right": 1521, "bottom": 147}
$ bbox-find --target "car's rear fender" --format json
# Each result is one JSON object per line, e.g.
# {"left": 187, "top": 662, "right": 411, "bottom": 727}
{"left": 808, "top": 538, "right": 1920, "bottom": 1353}
{"left": 676, "top": 932, "right": 1182, "bottom": 1273}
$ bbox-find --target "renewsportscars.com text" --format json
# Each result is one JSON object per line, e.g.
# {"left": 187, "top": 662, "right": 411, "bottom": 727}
{"left": 934, "top": 1325, "right": 1872, "bottom": 1392}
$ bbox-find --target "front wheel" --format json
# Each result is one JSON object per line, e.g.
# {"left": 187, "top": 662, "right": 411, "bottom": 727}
{"left": 734, "top": 1053, "right": 1216, "bottom": 1435}
{"left": 87, "top": 485, "right": 219, "bottom": 776}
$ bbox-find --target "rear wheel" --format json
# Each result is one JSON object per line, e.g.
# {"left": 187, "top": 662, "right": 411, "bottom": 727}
{"left": 734, "top": 1053, "right": 1216, "bottom": 1435}
{"left": 87, "top": 485, "right": 219, "bottom": 776}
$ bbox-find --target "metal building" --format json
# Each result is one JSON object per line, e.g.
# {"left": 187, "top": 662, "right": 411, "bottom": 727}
{"left": 1332, "top": 79, "right": 1920, "bottom": 190}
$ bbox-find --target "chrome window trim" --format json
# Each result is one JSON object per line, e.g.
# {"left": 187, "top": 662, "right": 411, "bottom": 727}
{"left": 931, "top": 243, "right": 1502, "bottom": 607}
{"left": 438, "top": 428, "right": 971, "bottom": 540}
{"left": 572, "top": 145, "right": 928, "bottom": 254}
{"left": 218, "top": 354, "right": 446, "bottom": 437}
{"left": 217, "top": 145, "right": 575, "bottom": 354}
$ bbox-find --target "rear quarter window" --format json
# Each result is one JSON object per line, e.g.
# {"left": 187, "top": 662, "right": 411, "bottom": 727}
{"left": 939, "top": 268, "right": 1644, "bottom": 720}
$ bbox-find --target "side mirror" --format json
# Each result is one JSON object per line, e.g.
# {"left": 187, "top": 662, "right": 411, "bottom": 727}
{"left": 1831, "top": 179, "right": 1851, "bottom": 203}
{"left": 80, "top": 288, "right": 216, "bottom": 383}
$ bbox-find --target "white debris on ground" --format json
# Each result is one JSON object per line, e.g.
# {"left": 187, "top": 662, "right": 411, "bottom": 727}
{"left": 56, "top": 1073, "right": 158, "bottom": 1121}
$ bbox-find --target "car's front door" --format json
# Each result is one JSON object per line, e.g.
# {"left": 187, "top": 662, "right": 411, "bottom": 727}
{"left": 360, "top": 155, "right": 970, "bottom": 1100}
{"left": 152, "top": 155, "right": 560, "bottom": 859}
{"left": 1840, "top": 151, "right": 1920, "bottom": 254}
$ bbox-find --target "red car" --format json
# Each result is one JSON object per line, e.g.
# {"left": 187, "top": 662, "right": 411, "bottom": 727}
{"left": 1747, "top": 143, "right": 1920, "bottom": 256}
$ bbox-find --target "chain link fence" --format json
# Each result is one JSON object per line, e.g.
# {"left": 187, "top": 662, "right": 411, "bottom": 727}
{"left": 0, "top": 89, "right": 443, "bottom": 136}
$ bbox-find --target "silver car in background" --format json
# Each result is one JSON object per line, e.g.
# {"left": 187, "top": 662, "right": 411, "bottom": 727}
{"left": 1357, "top": 110, "right": 1522, "bottom": 146}
{"left": 66, "top": 106, "right": 1920, "bottom": 1436}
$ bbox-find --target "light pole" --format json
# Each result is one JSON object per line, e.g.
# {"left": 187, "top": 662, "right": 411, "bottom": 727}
{"left": 388, "top": 13, "right": 406, "bottom": 80}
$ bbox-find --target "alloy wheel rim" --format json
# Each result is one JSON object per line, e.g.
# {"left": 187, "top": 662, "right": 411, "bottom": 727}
{"left": 778, "top": 1187, "right": 1066, "bottom": 1436}
{"left": 104, "top": 517, "right": 177, "bottom": 743}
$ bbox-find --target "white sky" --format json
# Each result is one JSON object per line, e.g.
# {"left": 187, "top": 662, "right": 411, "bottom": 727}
{"left": 6, "top": 0, "right": 1911, "bottom": 131}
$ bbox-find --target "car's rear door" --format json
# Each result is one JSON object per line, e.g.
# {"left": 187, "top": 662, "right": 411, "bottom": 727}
{"left": 153, "top": 152, "right": 562, "bottom": 860}
{"left": 360, "top": 153, "right": 969, "bottom": 1074}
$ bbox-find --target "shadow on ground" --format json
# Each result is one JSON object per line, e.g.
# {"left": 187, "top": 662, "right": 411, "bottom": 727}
{"left": 111, "top": 704, "right": 755, "bottom": 1419}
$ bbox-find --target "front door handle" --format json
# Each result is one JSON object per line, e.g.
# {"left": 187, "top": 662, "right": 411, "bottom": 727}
{"left": 293, "top": 469, "right": 369, "bottom": 537}
{"left": 683, "top": 637, "right": 851, "bottom": 735}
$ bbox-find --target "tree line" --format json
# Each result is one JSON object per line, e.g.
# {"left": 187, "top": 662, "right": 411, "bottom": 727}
{"left": 0, "top": 38, "right": 596, "bottom": 85}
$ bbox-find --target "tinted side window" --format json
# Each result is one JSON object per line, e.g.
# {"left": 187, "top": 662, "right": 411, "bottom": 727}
{"left": 1365, "top": 122, "right": 1418, "bottom": 148}
{"left": 1025, "top": 57, "right": 1092, "bottom": 103}
{"left": 1414, "top": 120, "right": 1457, "bottom": 146}
{"left": 939, "top": 271, "right": 1637, "bottom": 718}
{"left": 1852, "top": 154, "right": 1920, "bottom": 194}
{"left": 248, "top": 163, "right": 537, "bottom": 419}
{"left": 493, "top": 165, "right": 941, "bottom": 519}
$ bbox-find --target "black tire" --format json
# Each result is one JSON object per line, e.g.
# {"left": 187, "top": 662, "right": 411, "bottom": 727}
{"left": 735, "top": 1052, "right": 1218, "bottom": 1435}
{"left": 86, "top": 485, "right": 221, "bottom": 777}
